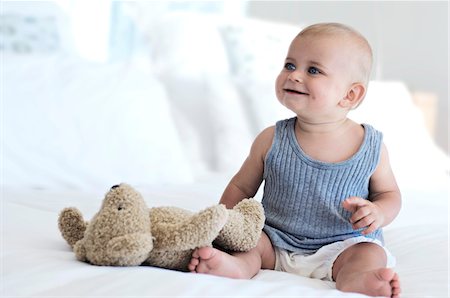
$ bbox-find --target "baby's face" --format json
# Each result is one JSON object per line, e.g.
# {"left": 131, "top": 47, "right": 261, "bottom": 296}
{"left": 275, "top": 34, "right": 358, "bottom": 122}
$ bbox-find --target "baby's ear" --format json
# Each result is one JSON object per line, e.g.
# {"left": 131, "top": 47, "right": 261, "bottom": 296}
{"left": 340, "top": 83, "right": 366, "bottom": 109}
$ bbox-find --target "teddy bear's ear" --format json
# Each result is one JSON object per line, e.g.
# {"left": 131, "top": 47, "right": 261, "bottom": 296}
{"left": 58, "top": 207, "right": 87, "bottom": 248}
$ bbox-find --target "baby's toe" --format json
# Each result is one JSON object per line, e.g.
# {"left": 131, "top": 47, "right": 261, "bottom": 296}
{"left": 191, "top": 249, "right": 200, "bottom": 259}
{"left": 188, "top": 258, "right": 199, "bottom": 272}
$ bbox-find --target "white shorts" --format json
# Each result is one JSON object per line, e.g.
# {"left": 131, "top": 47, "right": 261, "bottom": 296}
{"left": 274, "top": 236, "right": 396, "bottom": 281}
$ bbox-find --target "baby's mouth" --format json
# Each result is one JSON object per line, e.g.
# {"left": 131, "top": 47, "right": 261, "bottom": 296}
{"left": 284, "top": 88, "right": 309, "bottom": 95}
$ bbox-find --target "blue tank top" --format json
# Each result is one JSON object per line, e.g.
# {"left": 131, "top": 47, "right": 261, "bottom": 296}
{"left": 262, "top": 117, "right": 383, "bottom": 253}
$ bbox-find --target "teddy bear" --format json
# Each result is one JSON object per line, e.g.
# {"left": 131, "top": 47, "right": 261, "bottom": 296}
{"left": 58, "top": 183, "right": 265, "bottom": 271}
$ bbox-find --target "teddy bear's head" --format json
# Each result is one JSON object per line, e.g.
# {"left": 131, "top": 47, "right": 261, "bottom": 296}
{"left": 60, "top": 183, "right": 154, "bottom": 266}
{"left": 96, "top": 184, "right": 150, "bottom": 236}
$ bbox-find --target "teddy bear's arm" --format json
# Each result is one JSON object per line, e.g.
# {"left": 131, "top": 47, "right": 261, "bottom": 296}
{"left": 152, "top": 205, "right": 228, "bottom": 251}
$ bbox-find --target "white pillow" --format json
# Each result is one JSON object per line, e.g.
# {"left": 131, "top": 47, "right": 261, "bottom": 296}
{"left": 219, "top": 18, "right": 300, "bottom": 80}
{"left": 2, "top": 54, "right": 193, "bottom": 190}
{"left": 218, "top": 18, "right": 300, "bottom": 133}
{"left": 349, "top": 81, "right": 449, "bottom": 190}
{"left": 144, "top": 12, "right": 230, "bottom": 78}
{"left": 145, "top": 13, "right": 254, "bottom": 174}
{"left": 161, "top": 75, "right": 254, "bottom": 175}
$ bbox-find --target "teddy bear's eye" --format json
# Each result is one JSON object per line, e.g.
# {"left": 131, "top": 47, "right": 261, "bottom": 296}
{"left": 117, "top": 205, "right": 124, "bottom": 211}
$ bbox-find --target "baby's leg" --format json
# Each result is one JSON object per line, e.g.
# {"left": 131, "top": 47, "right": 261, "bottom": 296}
{"left": 188, "top": 232, "right": 275, "bottom": 279}
{"left": 332, "top": 242, "right": 401, "bottom": 298}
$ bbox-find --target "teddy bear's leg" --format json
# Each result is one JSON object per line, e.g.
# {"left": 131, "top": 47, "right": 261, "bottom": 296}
{"left": 58, "top": 207, "right": 87, "bottom": 248}
{"left": 73, "top": 240, "right": 87, "bottom": 262}
{"left": 152, "top": 204, "right": 228, "bottom": 251}
{"left": 214, "top": 198, "right": 265, "bottom": 251}
{"left": 146, "top": 249, "right": 193, "bottom": 272}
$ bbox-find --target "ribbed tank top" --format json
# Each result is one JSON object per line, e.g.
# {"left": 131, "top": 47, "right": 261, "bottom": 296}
{"left": 262, "top": 117, "right": 383, "bottom": 253}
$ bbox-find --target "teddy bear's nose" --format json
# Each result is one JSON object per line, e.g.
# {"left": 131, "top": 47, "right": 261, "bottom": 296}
{"left": 111, "top": 184, "right": 120, "bottom": 189}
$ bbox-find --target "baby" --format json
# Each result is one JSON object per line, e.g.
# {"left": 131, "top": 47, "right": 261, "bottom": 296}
{"left": 189, "top": 23, "right": 401, "bottom": 298}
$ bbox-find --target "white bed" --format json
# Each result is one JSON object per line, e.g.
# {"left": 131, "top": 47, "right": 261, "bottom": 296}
{"left": 2, "top": 8, "right": 449, "bottom": 298}
{"left": 2, "top": 173, "right": 449, "bottom": 297}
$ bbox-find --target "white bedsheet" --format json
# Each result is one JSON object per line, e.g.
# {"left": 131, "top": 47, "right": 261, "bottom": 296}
{"left": 2, "top": 174, "right": 448, "bottom": 297}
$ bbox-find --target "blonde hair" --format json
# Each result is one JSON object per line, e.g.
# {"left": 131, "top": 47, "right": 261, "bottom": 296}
{"left": 297, "top": 23, "right": 373, "bottom": 86}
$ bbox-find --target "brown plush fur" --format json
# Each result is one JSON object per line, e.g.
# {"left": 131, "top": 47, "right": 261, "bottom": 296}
{"left": 58, "top": 183, "right": 265, "bottom": 271}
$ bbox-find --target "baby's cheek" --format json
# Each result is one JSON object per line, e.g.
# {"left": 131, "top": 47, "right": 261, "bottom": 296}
{"left": 275, "top": 78, "right": 284, "bottom": 100}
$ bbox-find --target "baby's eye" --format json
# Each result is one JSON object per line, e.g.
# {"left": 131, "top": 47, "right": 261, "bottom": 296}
{"left": 308, "top": 67, "right": 321, "bottom": 75}
{"left": 284, "top": 62, "right": 296, "bottom": 71}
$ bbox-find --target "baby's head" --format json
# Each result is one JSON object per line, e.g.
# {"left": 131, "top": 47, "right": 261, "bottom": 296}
{"left": 276, "top": 23, "right": 373, "bottom": 116}
{"left": 296, "top": 23, "right": 373, "bottom": 88}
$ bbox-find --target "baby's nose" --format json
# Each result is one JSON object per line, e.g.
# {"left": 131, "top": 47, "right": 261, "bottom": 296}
{"left": 288, "top": 70, "right": 304, "bottom": 83}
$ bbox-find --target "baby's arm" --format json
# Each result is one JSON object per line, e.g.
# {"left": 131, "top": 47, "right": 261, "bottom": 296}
{"left": 219, "top": 126, "right": 275, "bottom": 209}
{"left": 343, "top": 143, "right": 402, "bottom": 234}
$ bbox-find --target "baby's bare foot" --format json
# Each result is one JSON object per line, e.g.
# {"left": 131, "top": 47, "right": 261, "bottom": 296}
{"left": 338, "top": 268, "right": 401, "bottom": 297}
{"left": 188, "top": 247, "right": 247, "bottom": 279}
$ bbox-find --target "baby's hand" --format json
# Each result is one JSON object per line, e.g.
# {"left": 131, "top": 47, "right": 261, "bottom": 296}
{"left": 342, "top": 197, "right": 385, "bottom": 235}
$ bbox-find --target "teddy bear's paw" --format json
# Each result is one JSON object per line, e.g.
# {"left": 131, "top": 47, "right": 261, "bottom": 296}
{"left": 234, "top": 199, "right": 265, "bottom": 223}
{"left": 214, "top": 199, "right": 265, "bottom": 251}
{"left": 106, "top": 233, "right": 154, "bottom": 266}
{"left": 58, "top": 207, "right": 87, "bottom": 248}
{"left": 152, "top": 204, "right": 228, "bottom": 251}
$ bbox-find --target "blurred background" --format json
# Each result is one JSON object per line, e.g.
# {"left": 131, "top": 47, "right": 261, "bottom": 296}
{"left": 1, "top": 0, "right": 448, "bottom": 190}
{"left": 2, "top": 1, "right": 447, "bottom": 151}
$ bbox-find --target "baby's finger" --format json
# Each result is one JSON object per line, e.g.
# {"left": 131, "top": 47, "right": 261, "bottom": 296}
{"left": 352, "top": 213, "right": 376, "bottom": 229}
{"left": 352, "top": 214, "right": 375, "bottom": 230}
{"left": 361, "top": 221, "right": 378, "bottom": 235}
{"left": 350, "top": 206, "right": 371, "bottom": 224}
{"left": 342, "top": 196, "right": 366, "bottom": 213}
